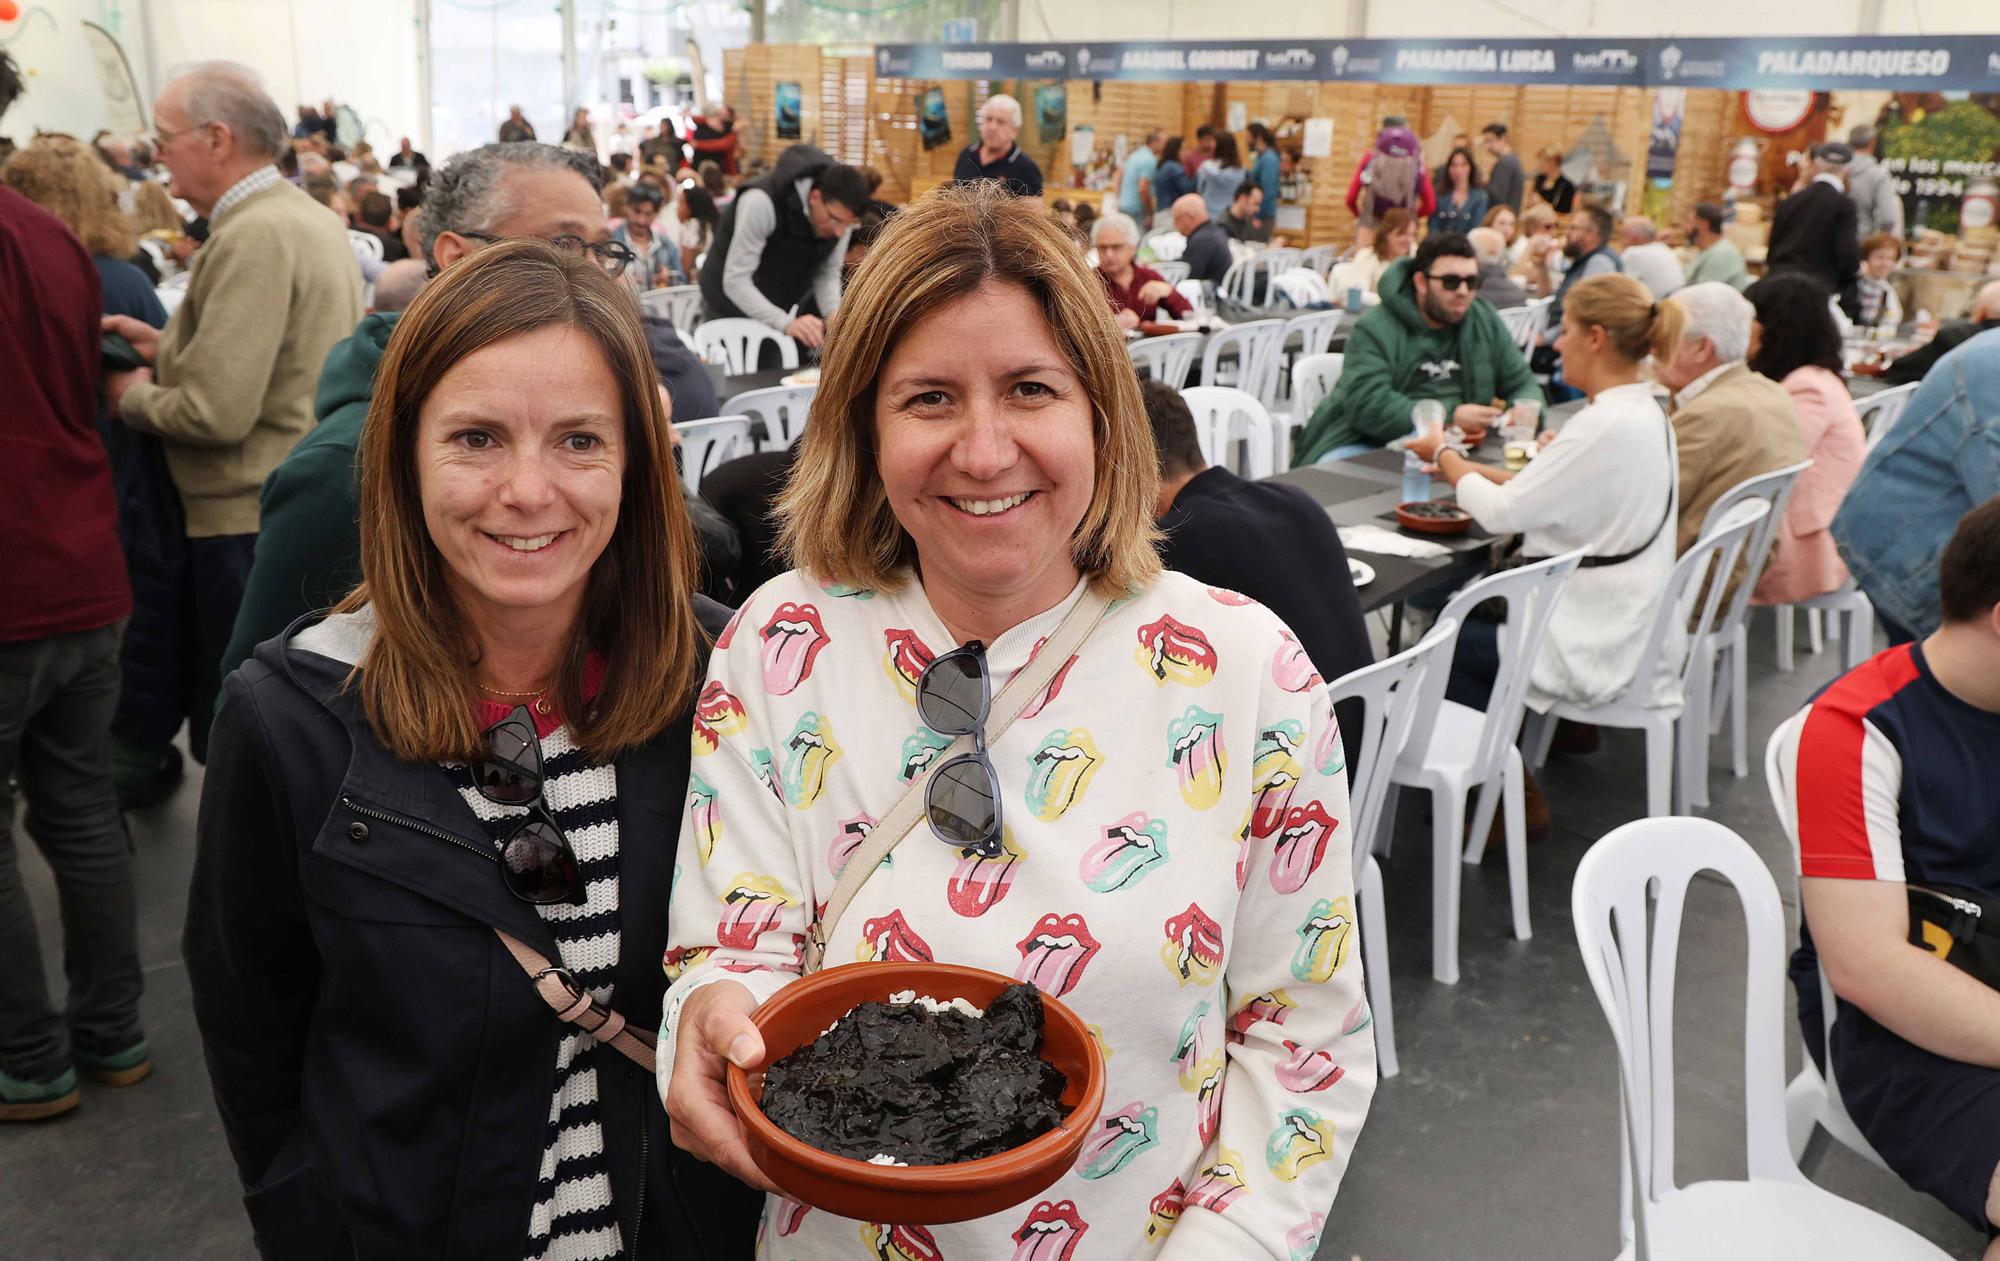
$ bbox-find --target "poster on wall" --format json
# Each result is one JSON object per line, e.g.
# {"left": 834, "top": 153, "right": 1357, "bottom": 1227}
{"left": 1873, "top": 95, "right": 2000, "bottom": 236}
{"left": 1035, "top": 84, "right": 1067, "bottom": 145}
{"left": 1647, "top": 88, "right": 1686, "bottom": 183}
{"left": 774, "top": 82, "right": 802, "bottom": 139}
{"left": 918, "top": 86, "right": 952, "bottom": 150}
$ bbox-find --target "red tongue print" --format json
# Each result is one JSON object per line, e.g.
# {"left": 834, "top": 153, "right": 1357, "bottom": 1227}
{"left": 1206, "top": 587, "right": 1254, "bottom": 606}
{"left": 714, "top": 605, "right": 745, "bottom": 651}
{"left": 1272, "top": 801, "right": 1338, "bottom": 895}
{"left": 1134, "top": 615, "right": 1219, "bottom": 687}
{"left": 775, "top": 1196, "right": 811, "bottom": 1236}
{"left": 1161, "top": 903, "right": 1225, "bottom": 986}
{"left": 1019, "top": 635, "right": 1078, "bottom": 721}
{"left": 1014, "top": 912, "right": 1101, "bottom": 996}
{"left": 1009, "top": 1198, "right": 1087, "bottom": 1261}
{"left": 857, "top": 909, "right": 932, "bottom": 963}
{"left": 862, "top": 1222, "right": 943, "bottom": 1261}
{"left": 1228, "top": 991, "right": 1295, "bottom": 1044}
{"left": 882, "top": 628, "right": 936, "bottom": 702}
{"left": 1271, "top": 630, "right": 1323, "bottom": 693}
{"left": 1145, "top": 1178, "right": 1186, "bottom": 1243}
{"left": 694, "top": 681, "right": 747, "bottom": 753}
{"left": 759, "top": 602, "right": 829, "bottom": 696}
{"left": 946, "top": 829, "right": 1023, "bottom": 917}
{"left": 1276, "top": 1039, "right": 1347, "bottom": 1092}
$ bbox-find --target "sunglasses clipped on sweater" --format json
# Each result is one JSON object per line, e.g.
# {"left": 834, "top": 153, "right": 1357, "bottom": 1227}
{"left": 473, "top": 705, "right": 587, "bottom": 907}
{"left": 1424, "top": 272, "right": 1477, "bottom": 292}
{"left": 915, "top": 642, "right": 1006, "bottom": 861}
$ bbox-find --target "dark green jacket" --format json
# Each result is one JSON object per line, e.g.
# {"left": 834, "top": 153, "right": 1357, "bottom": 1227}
{"left": 218, "top": 311, "right": 397, "bottom": 683}
{"left": 1291, "top": 258, "right": 1542, "bottom": 465}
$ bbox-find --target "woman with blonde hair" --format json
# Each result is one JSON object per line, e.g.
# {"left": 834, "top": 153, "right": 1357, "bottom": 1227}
{"left": 183, "top": 239, "right": 760, "bottom": 1259}
{"left": 661, "top": 182, "right": 1375, "bottom": 1259}
{"left": 1510, "top": 202, "right": 1560, "bottom": 292}
{"left": 1409, "top": 272, "right": 1687, "bottom": 712}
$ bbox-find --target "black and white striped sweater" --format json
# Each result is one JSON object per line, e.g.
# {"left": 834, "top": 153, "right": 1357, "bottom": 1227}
{"left": 450, "top": 725, "right": 624, "bottom": 1261}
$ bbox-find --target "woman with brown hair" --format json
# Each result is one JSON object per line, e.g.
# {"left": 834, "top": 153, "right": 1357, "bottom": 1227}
{"left": 660, "top": 183, "right": 1375, "bottom": 1258}
{"left": 183, "top": 239, "right": 761, "bottom": 1260}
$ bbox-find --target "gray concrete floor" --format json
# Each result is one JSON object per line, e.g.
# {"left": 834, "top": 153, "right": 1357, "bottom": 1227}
{"left": 1, "top": 609, "right": 1986, "bottom": 1260}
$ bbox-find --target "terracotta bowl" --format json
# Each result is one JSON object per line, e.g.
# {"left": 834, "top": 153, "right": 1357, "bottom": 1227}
{"left": 724, "top": 962, "right": 1106, "bottom": 1225}
{"left": 1395, "top": 501, "right": 1474, "bottom": 535}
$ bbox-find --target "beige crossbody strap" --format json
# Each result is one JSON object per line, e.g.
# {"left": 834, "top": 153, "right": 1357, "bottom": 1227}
{"left": 496, "top": 929, "right": 659, "bottom": 1073}
{"left": 802, "top": 589, "right": 1113, "bottom": 971}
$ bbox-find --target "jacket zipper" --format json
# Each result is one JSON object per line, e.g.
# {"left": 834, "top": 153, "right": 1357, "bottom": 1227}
{"left": 1911, "top": 886, "right": 1984, "bottom": 920}
{"left": 340, "top": 795, "right": 496, "bottom": 865}
{"left": 632, "top": 1115, "right": 648, "bottom": 1254}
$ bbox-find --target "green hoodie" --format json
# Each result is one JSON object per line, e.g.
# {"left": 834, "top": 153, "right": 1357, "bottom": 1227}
{"left": 1291, "top": 257, "right": 1542, "bottom": 466}
{"left": 218, "top": 311, "right": 399, "bottom": 682}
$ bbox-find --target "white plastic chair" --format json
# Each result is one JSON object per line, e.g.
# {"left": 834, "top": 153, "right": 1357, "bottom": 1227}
{"left": 1381, "top": 552, "right": 1584, "bottom": 985}
{"left": 1525, "top": 499, "right": 1770, "bottom": 819}
{"left": 1325, "top": 618, "right": 1459, "bottom": 1081}
{"left": 1174, "top": 278, "right": 1207, "bottom": 311}
{"left": 1572, "top": 817, "right": 1949, "bottom": 1261}
{"left": 1219, "top": 254, "right": 1295, "bottom": 309}
{"left": 1271, "top": 268, "right": 1331, "bottom": 309}
{"left": 1126, "top": 332, "right": 1204, "bottom": 390}
{"left": 1499, "top": 296, "right": 1551, "bottom": 359}
{"left": 1299, "top": 244, "right": 1338, "bottom": 276}
{"left": 1282, "top": 309, "right": 1342, "bottom": 360}
{"left": 347, "top": 229, "right": 384, "bottom": 263}
{"left": 1291, "top": 353, "right": 1345, "bottom": 429}
{"left": 1180, "top": 387, "right": 1278, "bottom": 479}
{"left": 694, "top": 317, "right": 799, "bottom": 374}
{"left": 1151, "top": 259, "right": 1191, "bottom": 286}
{"left": 1858, "top": 381, "right": 1919, "bottom": 453}
{"left": 1763, "top": 718, "right": 1892, "bottom": 1175}
{"left": 1197, "top": 318, "right": 1287, "bottom": 408}
{"left": 640, "top": 283, "right": 704, "bottom": 332}
{"left": 1775, "top": 581, "right": 1876, "bottom": 673}
{"left": 721, "top": 384, "right": 816, "bottom": 450}
{"left": 674, "top": 415, "right": 754, "bottom": 493}
{"left": 1691, "top": 460, "right": 1813, "bottom": 802}
{"left": 1144, "top": 229, "right": 1186, "bottom": 262}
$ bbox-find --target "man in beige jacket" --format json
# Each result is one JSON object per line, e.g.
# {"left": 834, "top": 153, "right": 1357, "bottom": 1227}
{"left": 1654, "top": 282, "right": 1806, "bottom": 606}
{"left": 103, "top": 62, "right": 362, "bottom": 766}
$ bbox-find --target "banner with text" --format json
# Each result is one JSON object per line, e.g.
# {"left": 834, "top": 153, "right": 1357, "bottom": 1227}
{"left": 873, "top": 35, "right": 2000, "bottom": 92}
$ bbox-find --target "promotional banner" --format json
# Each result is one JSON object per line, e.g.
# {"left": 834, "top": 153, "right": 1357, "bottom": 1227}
{"left": 875, "top": 35, "right": 2000, "bottom": 92}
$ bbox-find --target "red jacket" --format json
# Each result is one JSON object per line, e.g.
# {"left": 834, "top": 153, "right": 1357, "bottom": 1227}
{"left": 0, "top": 188, "right": 131, "bottom": 641}
{"left": 689, "top": 116, "right": 739, "bottom": 176}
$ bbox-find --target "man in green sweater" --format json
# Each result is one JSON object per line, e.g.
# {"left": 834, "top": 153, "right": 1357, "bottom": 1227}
{"left": 1292, "top": 233, "right": 1542, "bottom": 465}
{"left": 101, "top": 61, "right": 361, "bottom": 774}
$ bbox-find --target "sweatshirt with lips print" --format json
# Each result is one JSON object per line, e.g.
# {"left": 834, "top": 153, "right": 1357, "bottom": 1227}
{"left": 660, "top": 569, "right": 1376, "bottom": 1261}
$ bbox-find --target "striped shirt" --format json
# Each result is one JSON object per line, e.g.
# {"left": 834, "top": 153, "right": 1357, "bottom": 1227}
{"left": 450, "top": 724, "right": 624, "bottom": 1261}
{"left": 210, "top": 163, "right": 283, "bottom": 222}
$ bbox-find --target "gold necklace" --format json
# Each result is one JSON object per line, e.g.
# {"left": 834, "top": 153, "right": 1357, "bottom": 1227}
{"left": 476, "top": 681, "right": 555, "bottom": 716}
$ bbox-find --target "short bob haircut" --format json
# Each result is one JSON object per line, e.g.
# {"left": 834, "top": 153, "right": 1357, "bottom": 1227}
{"left": 337, "top": 237, "right": 704, "bottom": 763}
{"left": 777, "top": 182, "right": 1161, "bottom": 598}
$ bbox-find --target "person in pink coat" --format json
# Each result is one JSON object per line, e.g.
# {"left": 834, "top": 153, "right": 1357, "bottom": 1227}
{"left": 1744, "top": 273, "right": 1868, "bottom": 604}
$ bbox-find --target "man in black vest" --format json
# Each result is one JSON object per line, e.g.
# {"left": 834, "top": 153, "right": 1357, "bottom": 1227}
{"left": 1767, "top": 142, "right": 1861, "bottom": 304}
{"left": 698, "top": 144, "right": 867, "bottom": 349}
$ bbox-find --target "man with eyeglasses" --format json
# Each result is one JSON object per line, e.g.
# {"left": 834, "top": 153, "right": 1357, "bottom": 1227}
{"left": 218, "top": 141, "right": 727, "bottom": 684}
{"left": 697, "top": 143, "right": 868, "bottom": 350}
{"left": 1294, "top": 232, "right": 1542, "bottom": 465}
{"left": 97, "top": 61, "right": 361, "bottom": 788}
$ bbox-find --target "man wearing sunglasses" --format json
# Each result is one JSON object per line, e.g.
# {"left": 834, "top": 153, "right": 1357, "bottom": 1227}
{"left": 218, "top": 141, "right": 727, "bottom": 684}
{"left": 1294, "top": 231, "right": 1543, "bottom": 465}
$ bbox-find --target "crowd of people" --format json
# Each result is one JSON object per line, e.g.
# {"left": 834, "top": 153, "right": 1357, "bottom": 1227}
{"left": 4, "top": 45, "right": 1998, "bottom": 1261}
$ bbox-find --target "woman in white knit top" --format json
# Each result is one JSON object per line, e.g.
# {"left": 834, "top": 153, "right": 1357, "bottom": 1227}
{"left": 661, "top": 185, "right": 1376, "bottom": 1260}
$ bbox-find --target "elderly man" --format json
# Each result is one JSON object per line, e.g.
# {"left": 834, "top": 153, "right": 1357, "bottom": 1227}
{"left": 1683, "top": 202, "right": 1748, "bottom": 290}
{"left": 1171, "top": 192, "right": 1232, "bottom": 286}
{"left": 1295, "top": 232, "right": 1542, "bottom": 465}
{"left": 498, "top": 104, "right": 536, "bottom": 143}
{"left": 1884, "top": 280, "right": 2000, "bottom": 386}
{"left": 1769, "top": 142, "right": 1861, "bottom": 301}
{"left": 698, "top": 143, "right": 866, "bottom": 347}
{"left": 1845, "top": 125, "right": 1905, "bottom": 242}
{"left": 1652, "top": 282, "right": 1804, "bottom": 602}
{"left": 1467, "top": 226, "right": 1527, "bottom": 308}
{"left": 1093, "top": 212, "right": 1191, "bottom": 330}
{"left": 220, "top": 142, "right": 723, "bottom": 680}
{"left": 952, "top": 93, "right": 1043, "bottom": 197}
{"left": 366, "top": 258, "right": 427, "bottom": 314}
{"left": 99, "top": 62, "right": 360, "bottom": 769}
{"left": 1618, "top": 216, "right": 1683, "bottom": 300}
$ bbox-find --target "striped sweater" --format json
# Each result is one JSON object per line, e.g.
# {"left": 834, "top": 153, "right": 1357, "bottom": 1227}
{"left": 451, "top": 724, "right": 625, "bottom": 1261}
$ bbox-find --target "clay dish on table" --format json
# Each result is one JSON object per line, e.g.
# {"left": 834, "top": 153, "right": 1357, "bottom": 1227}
{"left": 1395, "top": 501, "right": 1474, "bottom": 535}
{"left": 724, "top": 961, "right": 1106, "bottom": 1226}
